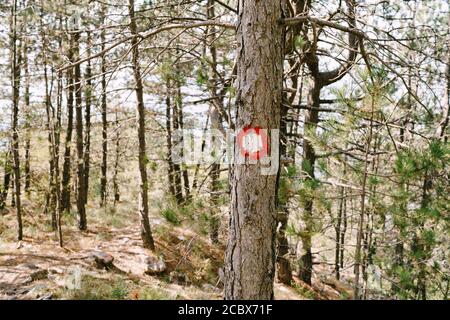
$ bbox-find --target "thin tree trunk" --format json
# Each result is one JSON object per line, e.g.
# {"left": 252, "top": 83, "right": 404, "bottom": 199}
{"left": 340, "top": 189, "right": 348, "bottom": 269}
{"left": 298, "top": 79, "right": 322, "bottom": 285}
{"left": 175, "top": 60, "right": 190, "bottom": 202}
{"left": 276, "top": 72, "right": 293, "bottom": 285}
{"left": 207, "top": 0, "right": 221, "bottom": 244}
{"left": 43, "top": 11, "right": 63, "bottom": 245}
{"left": 209, "top": 108, "right": 221, "bottom": 244}
{"left": 335, "top": 185, "right": 345, "bottom": 280}
{"left": 165, "top": 79, "right": 176, "bottom": 199}
{"left": 362, "top": 140, "right": 380, "bottom": 299}
{"left": 0, "top": 146, "right": 12, "bottom": 210}
{"left": 128, "top": 0, "right": 155, "bottom": 250}
{"left": 11, "top": 179, "right": 15, "bottom": 208}
{"left": 54, "top": 70, "right": 63, "bottom": 246}
{"left": 191, "top": 112, "right": 210, "bottom": 191}
{"left": 354, "top": 98, "right": 375, "bottom": 300}
{"left": 297, "top": 0, "right": 358, "bottom": 285}
{"left": 439, "top": 0, "right": 450, "bottom": 140}
{"left": 276, "top": 212, "right": 292, "bottom": 285}
{"left": 100, "top": 6, "right": 108, "bottom": 207}
{"left": 83, "top": 31, "right": 92, "bottom": 206}
{"left": 23, "top": 37, "right": 31, "bottom": 196}
{"left": 43, "top": 43, "right": 57, "bottom": 229}
{"left": 39, "top": 5, "right": 58, "bottom": 228}
{"left": 172, "top": 77, "right": 184, "bottom": 205}
{"left": 61, "top": 31, "right": 75, "bottom": 213}
{"left": 392, "top": 126, "right": 407, "bottom": 295}
{"left": 11, "top": 0, "right": 23, "bottom": 240}
{"left": 54, "top": 27, "right": 62, "bottom": 212}
{"left": 335, "top": 153, "right": 348, "bottom": 280}
{"left": 53, "top": 15, "right": 64, "bottom": 245}
{"left": 112, "top": 109, "right": 120, "bottom": 206}
{"left": 73, "top": 29, "right": 87, "bottom": 231}
{"left": 224, "top": 0, "right": 283, "bottom": 300}
{"left": 414, "top": 169, "right": 432, "bottom": 300}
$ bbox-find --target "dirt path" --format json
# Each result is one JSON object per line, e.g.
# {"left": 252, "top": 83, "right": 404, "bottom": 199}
{"left": 0, "top": 217, "right": 307, "bottom": 300}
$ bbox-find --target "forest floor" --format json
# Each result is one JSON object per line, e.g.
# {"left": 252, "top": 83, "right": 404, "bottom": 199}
{"left": 0, "top": 197, "right": 318, "bottom": 300}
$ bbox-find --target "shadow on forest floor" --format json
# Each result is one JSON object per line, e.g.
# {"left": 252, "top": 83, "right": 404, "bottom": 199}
{"left": 0, "top": 201, "right": 312, "bottom": 300}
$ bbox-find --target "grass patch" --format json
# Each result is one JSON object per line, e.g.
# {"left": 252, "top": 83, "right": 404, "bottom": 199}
{"left": 57, "top": 274, "right": 173, "bottom": 300}
{"left": 292, "top": 283, "right": 316, "bottom": 300}
{"left": 89, "top": 205, "right": 130, "bottom": 229}
{"left": 138, "top": 286, "right": 171, "bottom": 300}
{"left": 60, "top": 275, "right": 131, "bottom": 300}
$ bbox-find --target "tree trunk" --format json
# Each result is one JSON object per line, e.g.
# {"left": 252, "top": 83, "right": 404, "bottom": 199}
{"left": 23, "top": 37, "right": 31, "bottom": 196}
{"left": 53, "top": 15, "right": 64, "bottom": 245}
{"left": 113, "top": 109, "right": 120, "bottom": 206}
{"left": 0, "top": 147, "right": 12, "bottom": 210}
{"left": 83, "top": 31, "right": 92, "bottom": 206}
{"left": 128, "top": 0, "right": 155, "bottom": 250}
{"left": 354, "top": 98, "right": 375, "bottom": 300}
{"left": 100, "top": 6, "right": 108, "bottom": 207}
{"left": 224, "top": 0, "right": 283, "bottom": 300}
{"left": 297, "top": 0, "right": 358, "bottom": 286}
{"left": 39, "top": 6, "right": 58, "bottom": 228}
{"left": 11, "top": 0, "right": 23, "bottom": 240}
{"left": 11, "top": 179, "right": 15, "bottom": 208}
{"left": 61, "top": 32, "right": 75, "bottom": 213}
{"left": 298, "top": 79, "right": 322, "bottom": 285}
{"left": 335, "top": 157, "right": 347, "bottom": 280}
{"left": 175, "top": 60, "right": 190, "bottom": 202}
{"left": 276, "top": 206, "right": 292, "bottom": 285}
{"left": 43, "top": 42, "right": 57, "bottom": 229}
{"left": 172, "top": 77, "right": 184, "bottom": 205}
{"left": 414, "top": 169, "right": 432, "bottom": 300}
{"left": 209, "top": 108, "right": 221, "bottom": 244}
{"left": 112, "top": 108, "right": 120, "bottom": 207}
{"left": 207, "top": 0, "right": 221, "bottom": 244}
{"left": 54, "top": 69, "right": 64, "bottom": 247}
{"left": 165, "top": 79, "right": 177, "bottom": 200}
{"left": 276, "top": 81, "right": 293, "bottom": 285}
{"left": 73, "top": 29, "right": 87, "bottom": 231}
{"left": 439, "top": 0, "right": 450, "bottom": 140}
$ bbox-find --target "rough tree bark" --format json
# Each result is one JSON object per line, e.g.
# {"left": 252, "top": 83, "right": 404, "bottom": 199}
{"left": 224, "top": 0, "right": 284, "bottom": 300}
